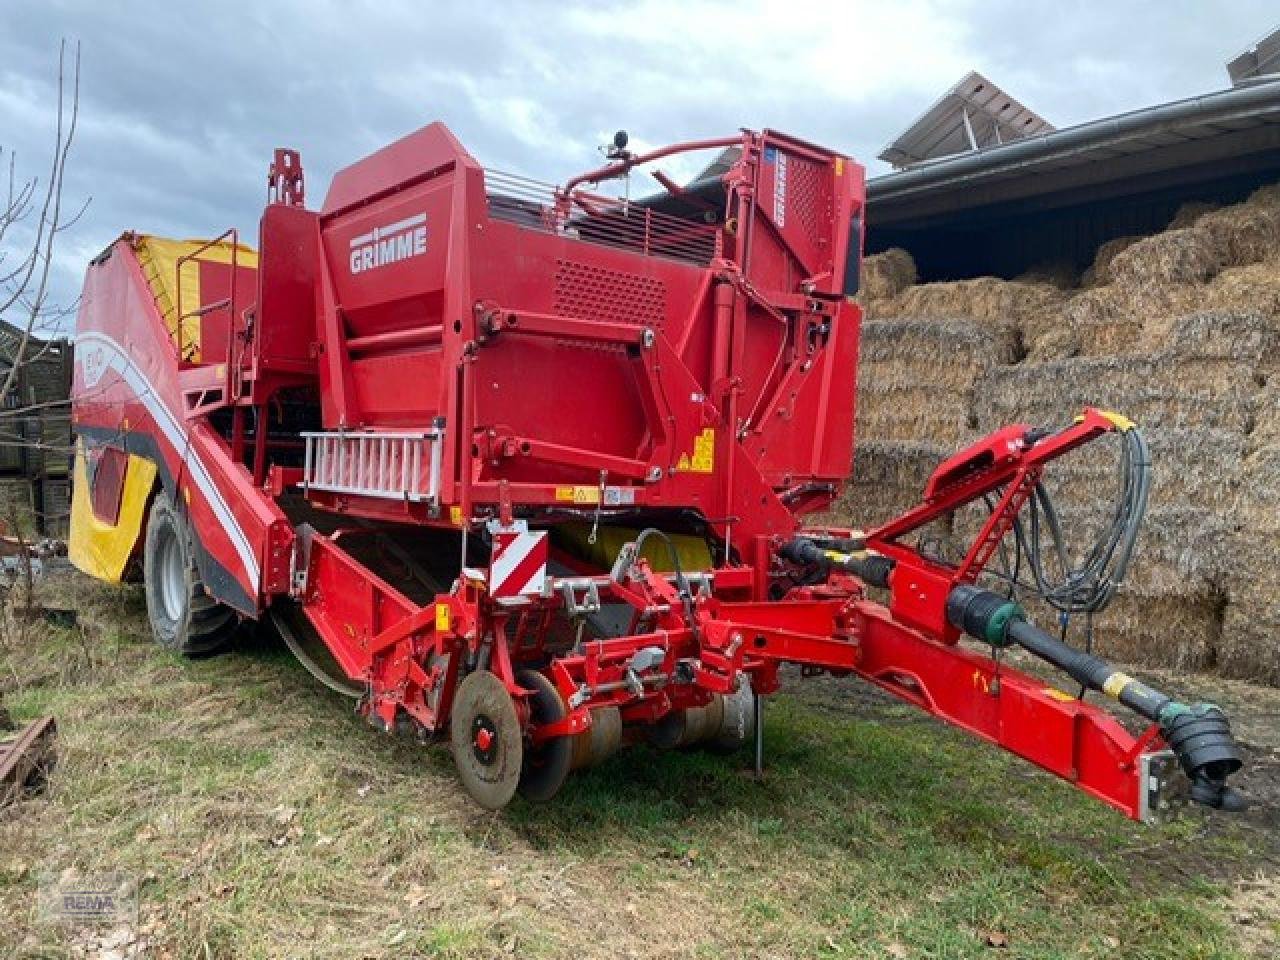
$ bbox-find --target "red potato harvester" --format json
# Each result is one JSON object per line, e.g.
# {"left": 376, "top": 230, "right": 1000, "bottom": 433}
{"left": 69, "top": 123, "right": 1245, "bottom": 815}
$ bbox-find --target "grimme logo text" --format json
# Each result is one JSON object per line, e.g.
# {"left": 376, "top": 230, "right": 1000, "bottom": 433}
{"left": 349, "top": 213, "right": 427, "bottom": 274}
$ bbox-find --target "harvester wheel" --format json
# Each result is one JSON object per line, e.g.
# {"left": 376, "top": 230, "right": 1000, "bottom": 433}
{"left": 515, "top": 669, "right": 573, "bottom": 803}
{"left": 143, "top": 490, "right": 238, "bottom": 656}
{"left": 450, "top": 669, "right": 522, "bottom": 810}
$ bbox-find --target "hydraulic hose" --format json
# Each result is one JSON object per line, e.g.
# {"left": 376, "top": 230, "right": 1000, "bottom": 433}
{"left": 946, "top": 584, "right": 1246, "bottom": 811}
{"left": 779, "top": 538, "right": 894, "bottom": 588}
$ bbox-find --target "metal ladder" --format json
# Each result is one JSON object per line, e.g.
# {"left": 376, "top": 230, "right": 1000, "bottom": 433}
{"left": 301, "top": 428, "right": 444, "bottom": 504}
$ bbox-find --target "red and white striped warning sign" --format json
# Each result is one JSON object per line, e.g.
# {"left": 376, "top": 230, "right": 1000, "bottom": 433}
{"left": 488, "top": 528, "right": 548, "bottom": 599}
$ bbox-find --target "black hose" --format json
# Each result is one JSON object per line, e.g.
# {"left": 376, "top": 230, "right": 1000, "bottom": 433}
{"left": 1017, "top": 427, "right": 1151, "bottom": 615}
{"left": 947, "top": 583, "right": 1245, "bottom": 811}
{"left": 633, "top": 527, "right": 695, "bottom": 625}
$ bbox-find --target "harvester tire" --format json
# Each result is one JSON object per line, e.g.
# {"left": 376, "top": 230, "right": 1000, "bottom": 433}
{"left": 143, "top": 490, "right": 238, "bottom": 656}
{"left": 515, "top": 669, "right": 573, "bottom": 803}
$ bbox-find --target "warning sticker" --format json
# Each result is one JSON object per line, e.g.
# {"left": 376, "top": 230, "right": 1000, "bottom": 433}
{"left": 676, "top": 428, "right": 715, "bottom": 474}
{"left": 555, "top": 486, "right": 601, "bottom": 504}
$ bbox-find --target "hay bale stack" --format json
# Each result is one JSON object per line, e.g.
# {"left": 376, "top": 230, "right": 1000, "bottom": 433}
{"left": 857, "top": 319, "right": 1013, "bottom": 447}
{"left": 1107, "top": 227, "right": 1222, "bottom": 289}
{"left": 974, "top": 353, "right": 1256, "bottom": 434}
{"left": 828, "top": 441, "right": 948, "bottom": 527}
{"left": 1220, "top": 389, "right": 1280, "bottom": 683}
{"left": 1082, "top": 235, "right": 1141, "bottom": 287}
{"left": 1169, "top": 201, "right": 1219, "bottom": 230}
{"left": 1087, "top": 587, "right": 1222, "bottom": 670}
{"left": 1037, "top": 427, "right": 1245, "bottom": 512}
{"left": 860, "top": 248, "right": 918, "bottom": 302}
{"left": 871, "top": 276, "right": 1064, "bottom": 355}
{"left": 844, "top": 176, "right": 1280, "bottom": 685}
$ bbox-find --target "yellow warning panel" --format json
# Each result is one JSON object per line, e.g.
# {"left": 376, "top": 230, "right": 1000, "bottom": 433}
{"left": 68, "top": 441, "right": 157, "bottom": 583}
{"left": 133, "top": 234, "right": 258, "bottom": 362}
{"left": 435, "top": 603, "right": 451, "bottom": 632}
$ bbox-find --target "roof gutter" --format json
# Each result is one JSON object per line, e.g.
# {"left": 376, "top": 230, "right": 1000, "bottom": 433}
{"left": 868, "top": 77, "right": 1280, "bottom": 201}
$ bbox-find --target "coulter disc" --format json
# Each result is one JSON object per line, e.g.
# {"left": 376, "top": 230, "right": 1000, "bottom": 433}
{"left": 450, "top": 670, "right": 522, "bottom": 810}
{"left": 515, "top": 669, "right": 573, "bottom": 803}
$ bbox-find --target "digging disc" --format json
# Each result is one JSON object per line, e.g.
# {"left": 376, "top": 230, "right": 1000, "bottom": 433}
{"left": 516, "top": 669, "right": 573, "bottom": 803}
{"left": 450, "top": 670, "right": 523, "bottom": 810}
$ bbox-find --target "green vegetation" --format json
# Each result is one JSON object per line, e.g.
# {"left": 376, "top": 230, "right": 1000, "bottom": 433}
{"left": 0, "top": 575, "right": 1274, "bottom": 959}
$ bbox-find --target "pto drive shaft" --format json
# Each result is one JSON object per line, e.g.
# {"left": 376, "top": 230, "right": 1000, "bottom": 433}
{"left": 946, "top": 584, "right": 1247, "bottom": 812}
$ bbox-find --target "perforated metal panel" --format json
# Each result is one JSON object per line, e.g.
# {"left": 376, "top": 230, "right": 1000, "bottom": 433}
{"left": 788, "top": 155, "right": 832, "bottom": 253}
{"left": 553, "top": 260, "right": 667, "bottom": 328}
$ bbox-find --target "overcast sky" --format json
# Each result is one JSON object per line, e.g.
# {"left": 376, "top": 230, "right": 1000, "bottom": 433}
{"left": 2, "top": 0, "right": 1276, "bottom": 326}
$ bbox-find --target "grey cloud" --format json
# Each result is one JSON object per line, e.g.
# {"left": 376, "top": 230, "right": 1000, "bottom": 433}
{"left": 1, "top": 0, "right": 1275, "bottom": 321}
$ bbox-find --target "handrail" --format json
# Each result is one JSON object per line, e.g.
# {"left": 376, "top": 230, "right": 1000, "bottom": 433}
{"left": 174, "top": 229, "right": 239, "bottom": 404}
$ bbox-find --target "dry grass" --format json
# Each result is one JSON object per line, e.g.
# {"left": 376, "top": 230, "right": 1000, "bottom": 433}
{"left": 5, "top": 573, "right": 1278, "bottom": 958}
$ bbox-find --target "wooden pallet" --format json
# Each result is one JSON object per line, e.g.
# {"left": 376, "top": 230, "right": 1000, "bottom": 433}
{"left": 0, "top": 715, "right": 56, "bottom": 808}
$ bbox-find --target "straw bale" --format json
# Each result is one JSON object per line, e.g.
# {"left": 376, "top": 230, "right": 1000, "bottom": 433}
{"left": 859, "top": 319, "right": 1019, "bottom": 390}
{"left": 1168, "top": 201, "right": 1219, "bottom": 230}
{"left": 873, "top": 277, "right": 1063, "bottom": 349}
{"left": 1035, "top": 427, "right": 1245, "bottom": 512}
{"left": 1086, "top": 587, "right": 1220, "bottom": 670}
{"left": 974, "top": 353, "right": 1257, "bottom": 434}
{"left": 1199, "top": 262, "right": 1280, "bottom": 322}
{"left": 1153, "top": 311, "right": 1279, "bottom": 370}
{"left": 1107, "top": 227, "right": 1222, "bottom": 289}
{"left": 1015, "top": 259, "right": 1077, "bottom": 290}
{"left": 1025, "top": 322, "right": 1080, "bottom": 362}
{"left": 1061, "top": 288, "right": 1144, "bottom": 355}
{"left": 1220, "top": 599, "right": 1280, "bottom": 685}
{"left": 857, "top": 384, "right": 975, "bottom": 447}
{"left": 1198, "top": 202, "right": 1280, "bottom": 268}
{"left": 1083, "top": 235, "right": 1141, "bottom": 287}
{"left": 860, "top": 248, "right": 918, "bottom": 302}
{"left": 1219, "top": 536, "right": 1280, "bottom": 684}
{"left": 1237, "top": 446, "right": 1280, "bottom": 530}
{"left": 828, "top": 441, "right": 948, "bottom": 527}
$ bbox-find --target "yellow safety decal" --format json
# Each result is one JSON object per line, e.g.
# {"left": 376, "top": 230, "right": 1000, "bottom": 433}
{"left": 68, "top": 442, "right": 158, "bottom": 584}
{"left": 1102, "top": 672, "right": 1133, "bottom": 698}
{"left": 1099, "top": 409, "right": 1136, "bottom": 432}
{"left": 676, "top": 427, "right": 716, "bottom": 474}
{"left": 555, "top": 486, "right": 601, "bottom": 504}
{"left": 449, "top": 505, "right": 463, "bottom": 526}
{"left": 835, "top": 158, "right": 845, "bottom": 176}
{"left": 435, "top": 603, "right": 451, "bottom": 632}
{"left": 1042, "top": 687, "right": 1077, "bottom": 703}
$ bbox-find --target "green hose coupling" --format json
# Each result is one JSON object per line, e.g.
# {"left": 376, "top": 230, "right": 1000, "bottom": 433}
{"left": 945, "top": 585, "right": 1025, "bottom": 647}
{"left": 985, "top": 600, "right": 1025, "bottom": 647}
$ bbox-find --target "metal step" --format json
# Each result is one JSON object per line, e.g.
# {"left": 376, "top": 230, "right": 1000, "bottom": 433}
{"left": 302, "top": 427, "right": 444, "bottom": 504}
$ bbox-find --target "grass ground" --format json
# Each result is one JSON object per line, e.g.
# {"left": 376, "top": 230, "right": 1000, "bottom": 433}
{"left": 1, "top": 570, "right": 1277, "bottom": 959}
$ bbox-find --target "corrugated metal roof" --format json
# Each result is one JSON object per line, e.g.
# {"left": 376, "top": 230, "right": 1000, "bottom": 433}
{"left": 1228, "top": 25, "right": 1280, "bottom": 85}
{"left": 867, "top": 75, "right": 1280, "bottom": 226}
{"left": 878, "top": 71, "right": 1054, "bottom": 170}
